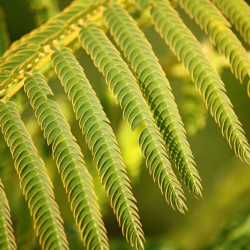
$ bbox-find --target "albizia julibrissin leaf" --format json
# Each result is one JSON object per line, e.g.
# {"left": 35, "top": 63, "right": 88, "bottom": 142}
{"left": 211, "top": 0, "right": 250, "bottom": 46}
{"left": 0, "top": 100, "right": 69, "bottom": 250}
{"left": 0, "top": 178, "right": 17, "bottom": 249}
{"left": 0, "top": 0, "right": 105, "bottom": 96}
{"left": 104, "top": 3, "right": 202, "bottom": 198}
{"left": 141, "top": 0, "right": 250, "bottom": 164}
{"left": 51, "top": 46, "right": 145, "bottom": 250}
{"left": 79, "top": 21, "right": 187, "bottom": 214}
{"left": 177, "top": 0, "right": 250, "bottom": 92}
{"left": 24, "top": 71, "right": 109, "bottom": 250}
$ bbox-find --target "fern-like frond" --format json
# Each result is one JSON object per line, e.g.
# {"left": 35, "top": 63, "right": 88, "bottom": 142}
{"left": 0, "top": 0, "right": 105, "bottom": 96}
{"left": 0, "top": 44, "right": 37, "bottom": 71}
{"left": 177, "top": 0, "right": 250, "bottom": 91}
{"left": 143, "top": 0, "right": 250, "bottom": 164}
{"left": 26, "top": 0, "right": 60, "bottom": 25}
{"left": 0, "top": 8, "right": 9, "bottom": 56}
{"left": 23, "top": 70, "right": 109, "bottom": 250}
{"left": 4, "top": 0, "right": 102, "bottom": 55}
{"left": 0, "top": 178, "right": 17, "bottom": 249}
{"left": 211, "top": 0, "right": 250, "bottom": 46}
{"left": 104, "top": 3, "right": 202, "bottom": 198}
{"left": 0, "top": 100, "right": 69, "bottom": 249}
{"left": 79, "top": 21, "right": 187, "bottom": 213}
{"left": 50, "top": 46, "right": 145, "bottom": 249}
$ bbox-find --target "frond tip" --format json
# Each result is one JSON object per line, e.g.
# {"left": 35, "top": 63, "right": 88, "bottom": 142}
{"left": 0, "top": 179, "right": 17, "bottom": 249}
{"left": 24, "top": 70, "right": 109, "bottom": 250}
{"left": 51, "top": 45, "right": 145, "bottom": 249}
{"left": 0, "top": 100, "right": 69, "bottom": 250}
{"left": 104, "top": 3, "right": 202, "bottom": 198}
{"left": 147, "top": 0, "right": 250, "bottom": 165}
{"left": 79, "top": 21, "right": 187, "bottom": 213}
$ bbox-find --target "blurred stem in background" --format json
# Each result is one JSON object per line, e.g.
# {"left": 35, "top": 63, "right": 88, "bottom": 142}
{"left": 0, "top": 7, "right": 9, "bottom": 56}
{"left": 169, "top": 157, "right": 250, "bottom": 249}
{"left": 26, "top": 0, "right": 59, "bottom": 25}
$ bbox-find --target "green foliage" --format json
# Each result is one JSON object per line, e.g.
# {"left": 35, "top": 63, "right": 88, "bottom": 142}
{"left": 24, "top": 70, "right": 109, "bottom": 249}
{"left": 211, "top": 0, "right": 250, "bottom": 46}
{"left": 0, "top": 100, "right": 69, "bottom": 249}
{"left": 50, "top": 46, "right": 144, "bottom": 249}
{"left": 0, "top": 0, "right": 104, "bottom": 92}
{"left": 104, "top": 3, "right": 202, "bottom": 197}
{"left": 147, "top": 0, "right": 250, "bottom": 164}
{"left": 0, "top": 179, "right": 16, "bottom": 249}
{"left": 0, "top": 0, "right": 249, "bottom": 249}
{"left": 79, "top": 21, "right": 187, "bottom": 213}
{"left": 177, "top": 0, "right": 250, "bottom": 89}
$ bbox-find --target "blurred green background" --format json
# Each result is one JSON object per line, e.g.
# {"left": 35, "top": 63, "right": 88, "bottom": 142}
{"left": 0, "top": 0, "right": 250, "bottom": 249}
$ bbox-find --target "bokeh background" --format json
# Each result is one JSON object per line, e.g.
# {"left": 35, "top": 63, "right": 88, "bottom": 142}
{"left": 0, "top": 0, "right": 250, "bottom": 249}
